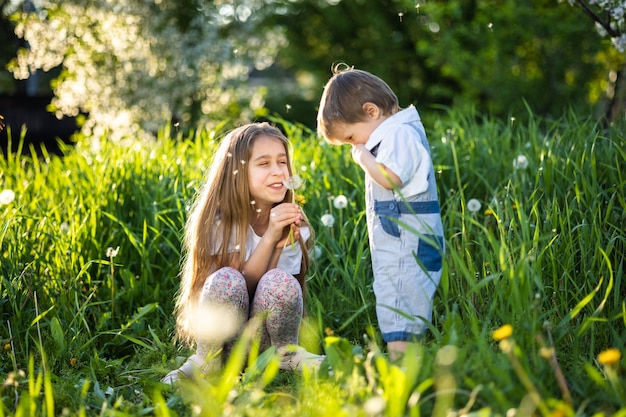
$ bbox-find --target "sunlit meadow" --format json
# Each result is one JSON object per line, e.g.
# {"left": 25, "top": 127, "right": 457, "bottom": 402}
{"left": 0, "top": 109, "right": 624, "bottom": 416}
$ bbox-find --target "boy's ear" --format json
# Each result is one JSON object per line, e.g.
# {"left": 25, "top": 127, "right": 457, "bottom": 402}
{"left": 362, "top": 102, "right": 380, "bottom": 119}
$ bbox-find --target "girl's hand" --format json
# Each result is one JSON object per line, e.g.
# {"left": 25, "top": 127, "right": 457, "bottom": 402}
{"left": 267, "top": 203, "right": 302, "bottom": 248}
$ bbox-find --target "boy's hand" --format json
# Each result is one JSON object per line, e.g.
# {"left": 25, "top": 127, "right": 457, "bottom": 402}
{"left": 351, "top": 144, "right": 369, "bottom": 166}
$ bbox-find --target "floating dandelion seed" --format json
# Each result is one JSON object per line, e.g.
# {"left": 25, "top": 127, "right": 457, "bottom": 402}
{"left": 285, "top": 104, "right": 292, "bottom": 112}
{"left": 233, "top": 169, "right": 239, "bottom": 176}
{"left": 0, "top": 189, "right": 15, "bottom": 205}
{"left": 321, "top": 213, "right": 335, "bottom": 228}
{"left": 513, "top": 155, "right": 529, "bottom": 170}
{"left": 467, "top": 198, "right": 481, "bottom": 214}
{"left": 240, "top": 160, "right": 246, "bottom": 165}
{"left": 333, "top": 195, "right": 348, "bottom": 209}
{"left": 488, "top": 22, "right": 493, "bottom": 31}
{"left": 398, "top": 12, "right": 404, "bottom": 22}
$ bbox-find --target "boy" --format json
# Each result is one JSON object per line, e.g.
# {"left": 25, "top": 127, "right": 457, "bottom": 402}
{"left": 317, "top": 65, "right": 444, "bottom": 358}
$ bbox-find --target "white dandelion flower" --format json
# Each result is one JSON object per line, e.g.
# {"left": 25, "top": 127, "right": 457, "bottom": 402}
{"left": 333, "top": 195, "right": 348, "bottom": 209}
{"left": 312, "top": 245, "right": 322, "bottom": 260}
{"left": 513, "top": 155, "right": 529, "bottom": 170}
{"left": 283, "top": 175, "right": 303, "bottom": 190}
{"left": 321, "top": 213, "right": 335, "bottom": 228}
{"left": 106, "top": 246, "right": 120, "bottom": 258}
{"left": 0, "top": 189, "right": 15, "bottom": 205}
{"left": 467, "top": 198, "right": 482, "bottom": 214}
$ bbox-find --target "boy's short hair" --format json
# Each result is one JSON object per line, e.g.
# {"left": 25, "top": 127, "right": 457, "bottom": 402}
{"left": 317, "top": 64, "right": 399, "bottom": 144}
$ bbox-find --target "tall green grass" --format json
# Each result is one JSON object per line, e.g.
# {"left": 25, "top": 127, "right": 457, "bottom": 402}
{"left": 0, "top": 110, "right": 624, "bottom": 416}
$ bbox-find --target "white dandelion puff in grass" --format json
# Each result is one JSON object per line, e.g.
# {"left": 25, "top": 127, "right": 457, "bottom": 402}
{"left": 513, "top": 155, "right": 529, "bottom": 170}
{"left": 106, "top": 246, "right": 120, "bottom": 258}
{"left": 467, "top": 198, "right": 482, "bottom": 214}
{"left": 312, "top": 245, "right": 322, "bottom": 260}
{"left": 333, "top": 195, "right": 348, "bottom": 209}
{"left": 0, "top": 189, "right": 15, "bottom": 205}
{"left": 321, "top": 213, "right": 335, "bottom": 228}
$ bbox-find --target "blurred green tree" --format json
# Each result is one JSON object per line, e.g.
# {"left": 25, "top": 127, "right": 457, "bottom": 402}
{"left": 7, "top": 0, "right": 286, "bottom": 141}
{"left": 261, "top": 0, "right": 625, "bottom": 125}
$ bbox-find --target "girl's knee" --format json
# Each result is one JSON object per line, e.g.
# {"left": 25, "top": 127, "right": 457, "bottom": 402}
{"left": 257, "top": 269, "right": 302, "bottom": 304}
{"left": 200, "top": 267, "right": 248, "bottom": 305}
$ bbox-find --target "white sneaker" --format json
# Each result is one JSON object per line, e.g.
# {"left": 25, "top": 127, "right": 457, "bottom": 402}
{"left": 279, "top": 346, "right": 325, "bottom": 372}
{"left": 161, "top": 354, "right": 220, "bottom": 384}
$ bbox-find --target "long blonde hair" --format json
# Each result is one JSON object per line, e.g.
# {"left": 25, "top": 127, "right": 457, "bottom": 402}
{"left": 174, "top": 122, "right": 312, "bottom": 345}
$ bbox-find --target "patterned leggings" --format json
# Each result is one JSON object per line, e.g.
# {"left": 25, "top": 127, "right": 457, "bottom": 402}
{"left": 195, "top": 267, "right": 303, "bottom": 359}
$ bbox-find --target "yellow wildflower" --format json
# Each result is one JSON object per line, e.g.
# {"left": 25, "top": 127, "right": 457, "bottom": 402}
{"left": 295, "top": 194, "right": 307, "bottom": 205}
{"left": 4, "top": 343, "right": 10, "bottom": 351}
{"left": 70, "top": 357, "right": 77, "bottom": 367}
{"left": 492, "top": 324, "right": 513, "bottom": 341}
{"left": 484, "top": 209, "right": 494, "bottom": 216}
{"left": 597, "top": 348, "right": 621, "bottom": 366}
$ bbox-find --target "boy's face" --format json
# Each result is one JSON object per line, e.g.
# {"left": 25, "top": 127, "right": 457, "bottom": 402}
{"left": 327, "top": 103, "right": 386, "bottom": 146}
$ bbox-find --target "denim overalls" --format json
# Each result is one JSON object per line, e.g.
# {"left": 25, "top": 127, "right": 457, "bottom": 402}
{"left": 366, "top": 121, "right": 444, "bottom": 343}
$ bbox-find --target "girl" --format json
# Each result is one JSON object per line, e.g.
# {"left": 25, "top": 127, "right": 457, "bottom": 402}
{"left": 162, "top": 122, "right": 324, "bottom": 384}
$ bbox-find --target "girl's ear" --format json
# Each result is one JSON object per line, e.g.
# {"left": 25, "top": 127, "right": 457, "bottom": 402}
{"left": 362, "top": 102, "right": 380, "bottom": 119}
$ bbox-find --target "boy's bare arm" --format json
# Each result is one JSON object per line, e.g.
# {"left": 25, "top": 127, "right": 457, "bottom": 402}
{"left": 352, "top": 144, "right": 402, "bottom": 189}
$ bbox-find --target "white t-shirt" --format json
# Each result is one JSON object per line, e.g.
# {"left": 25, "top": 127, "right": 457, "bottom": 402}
{"left": 244, "top": 225, "right": 309, "bottom": 275}
{"left": 213, "top": 224, "right": 309, "bottom": 276}
{"left": 365, "top": 106, "right": 432, "bottom": 198}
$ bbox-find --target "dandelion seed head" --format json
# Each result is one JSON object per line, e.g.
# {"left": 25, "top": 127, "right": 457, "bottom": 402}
{"left": 333, "top": 195, "right": 348, "bottom": 209}
{"left": 0, "top": 189, "right": 15, "bottom": 205}
{"left": 513, "top": 154, "right": 529, "bottom": 170}
{"left": 106, "top": 246, "right": 120, "bottom": 258}
{"left": 363, "top": 396, "right": 386, "bottom": 416}
{"left": 321, "top": 213, "right": 335, "bottom": 228}
{"left": 283, "top": 175, "right": 303, "bottom": 190}
{"left": 467, "top": 198, "right": 481, "bottom": 214}
{"left": 312, "top": 245, "right": 322, "bottom": 260}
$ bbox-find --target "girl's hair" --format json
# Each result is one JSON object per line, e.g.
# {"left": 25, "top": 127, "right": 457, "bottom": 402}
{"left": 317, "top": 64, "right": 400, "bottom": 144}
{"left": 174, "top": 122, "right": 313, "bottom": 346}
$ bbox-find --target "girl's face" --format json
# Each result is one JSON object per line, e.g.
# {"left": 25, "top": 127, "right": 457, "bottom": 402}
{"left": 247, "top": 135, "right": 290, "bottom": 210}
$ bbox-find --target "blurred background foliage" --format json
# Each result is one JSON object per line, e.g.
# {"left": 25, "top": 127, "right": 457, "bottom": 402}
{"left": 261, "top": 0, "right": 626, "bottom": 126}
{"left": 1, "top": 0, "right": 625, "bottom": 140}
